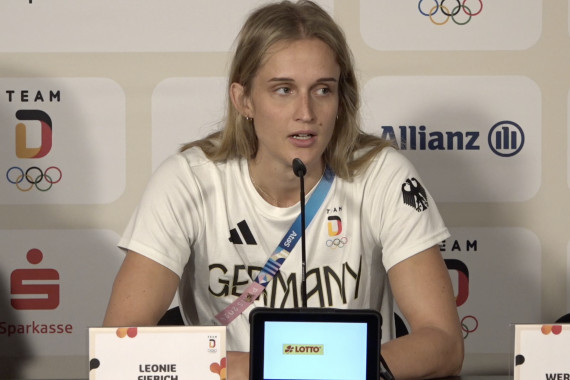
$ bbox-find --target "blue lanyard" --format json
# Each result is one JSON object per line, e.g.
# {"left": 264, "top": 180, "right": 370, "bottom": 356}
{"left": 214, "top": 166, "right": 335, "bottom": 326}
{"left": 255, "top": 166, "right": 335, "bottom": 287}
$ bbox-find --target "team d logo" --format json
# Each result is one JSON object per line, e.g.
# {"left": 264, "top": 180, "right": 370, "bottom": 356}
{"left": 283, "top": 344, "right": 324, "bottom": 355}
{"left": 15, "top": 109, "right": 53, "bottom": 159}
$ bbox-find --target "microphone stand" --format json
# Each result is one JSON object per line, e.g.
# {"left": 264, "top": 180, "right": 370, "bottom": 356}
{"left": 290, "top": 159, "right": 395, "bottom": 380}
{"left": 292, "top": 158, "right": 307, "bottom": 308}
{"left": 299, "top": 170, "right": 306, "bottom": 308}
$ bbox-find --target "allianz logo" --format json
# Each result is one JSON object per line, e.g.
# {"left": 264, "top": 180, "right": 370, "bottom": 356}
{"left": 283, "top": 344, "right": 324, "bottom": 355}
{"left": 380, "top": 120, "right": 525, "bottom": 157}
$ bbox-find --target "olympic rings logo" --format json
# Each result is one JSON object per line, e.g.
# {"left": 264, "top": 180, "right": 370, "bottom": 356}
{"left": 6, "top": 166, "right": 62, "bottom": 192}
{"left": 418, "top": 0, "right": 483, "bottom": 26}
{"left": 326, "top": 236, "right": 348, "bottom": 249}
{"left": 461, "top": 315, "right": 478, "bottom": 339}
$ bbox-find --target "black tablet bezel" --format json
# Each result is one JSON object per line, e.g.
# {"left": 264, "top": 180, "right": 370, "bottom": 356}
{"left": 249, "top": 308, "right": 382, "bottom": 380}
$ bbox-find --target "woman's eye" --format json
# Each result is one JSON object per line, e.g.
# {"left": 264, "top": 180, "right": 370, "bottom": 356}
{"left": 316, "top": 87, "right": 331, "bottom": 95}
{"left": 276, "top": 87, "right": 292, "bottom": 94}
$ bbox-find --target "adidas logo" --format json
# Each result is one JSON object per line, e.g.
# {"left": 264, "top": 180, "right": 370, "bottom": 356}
{"left": 228, "top": 220, "right": 257, "bottom": 245}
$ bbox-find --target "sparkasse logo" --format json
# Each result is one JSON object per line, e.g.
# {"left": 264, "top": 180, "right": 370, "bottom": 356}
{"left": 283, "top": 344, "right": 324, "bottom": 355}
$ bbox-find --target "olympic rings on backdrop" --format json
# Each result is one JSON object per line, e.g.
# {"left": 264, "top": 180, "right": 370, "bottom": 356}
{"left": 326, "top": 236, "right": 348, "bottom": 249}
{"left": 429, "top": 5, "right": 451, "bottom": 26}
{"left": 452, "top": 5, "right": 472, "bottom": 25}
{"left": 6, "top": 166, "right": 62, "bottom": 192}
{"left": 461, "top": 315, "right": 479, "bottom": 339}
{"left": 462, "top": 0, "right": 483, "bottom": 16}
{"left": 418, "top": 0, "right": 439, "bottom": 16}
{"left": 440, "top": 0, "right": 461, "bottom": 17}
{"left": 418, "top": 0, "right": 483, "bottom": 25}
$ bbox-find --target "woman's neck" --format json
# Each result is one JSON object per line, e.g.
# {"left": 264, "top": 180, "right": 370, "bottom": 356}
{"left": 248, "top": 158, "right": 325, "bottom": 208}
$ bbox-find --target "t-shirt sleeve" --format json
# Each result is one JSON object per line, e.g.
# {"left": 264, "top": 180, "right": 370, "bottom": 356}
{"left": 364, "top": 148, "right": 450, "bottom": 271}
{"left": 118, "top": 154, "right": 203, "bottom": 278}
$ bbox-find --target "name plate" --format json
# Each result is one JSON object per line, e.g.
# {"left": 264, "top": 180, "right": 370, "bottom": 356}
{"left": 89, "top": 326, "right": 226, "bottom": 380}
{"left": 514, "top": 324, "right": 570, "bottom": 380}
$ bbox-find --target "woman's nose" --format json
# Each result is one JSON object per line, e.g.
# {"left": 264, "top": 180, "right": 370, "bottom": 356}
{"left": 294, "top": 92, "right": 315, "bottom": 122}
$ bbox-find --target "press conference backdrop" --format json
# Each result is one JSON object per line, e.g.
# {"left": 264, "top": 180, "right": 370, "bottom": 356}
{"left": 0, "top": 0, "right": 566, "bottom": 378}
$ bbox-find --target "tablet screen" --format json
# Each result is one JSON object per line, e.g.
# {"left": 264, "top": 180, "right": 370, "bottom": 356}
{"left": 249, "top": 308, "right": 381, "bottom": 380}
{"left": 264, "top": 321, "right": 368, "bottom": 380}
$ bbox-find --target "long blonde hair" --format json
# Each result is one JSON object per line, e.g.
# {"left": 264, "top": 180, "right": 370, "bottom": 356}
{"left": 181, "top": 0, "right": 391, "bottom": 179}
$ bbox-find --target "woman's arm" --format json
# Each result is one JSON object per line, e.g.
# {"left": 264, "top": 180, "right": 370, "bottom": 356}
{"left": 103, "top": 250, "right": 180, "bottom": 326}
{"left": 104, "top": 251, "right": 254, "bottom": 380}
{"left": 381, "top": 245, "right": 464, "bottom": 379}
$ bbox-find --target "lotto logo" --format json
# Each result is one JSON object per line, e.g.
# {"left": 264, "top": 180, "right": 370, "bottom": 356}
{"left": 283, "top": 344, "right": 324, "bottom": 355}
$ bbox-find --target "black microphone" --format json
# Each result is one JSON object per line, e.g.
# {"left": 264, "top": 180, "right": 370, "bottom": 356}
{"left": 292, "top": 158, "right": 307, "bottom": 177}
{"left": 292, "top": 158, "right": 308, "bottom": 308}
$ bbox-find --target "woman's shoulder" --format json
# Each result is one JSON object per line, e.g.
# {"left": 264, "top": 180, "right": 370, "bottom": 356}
{"left": 355, "top": 145, "right": 413, "bottom": 174}
{"left": 179, "top": 146, "right": 213, "bottom": 165}
{"left": 148, "top": 148, "right": 224, "bottom": 186}
{"left": 158, "top": 146, "right": 227, "bottom": 172}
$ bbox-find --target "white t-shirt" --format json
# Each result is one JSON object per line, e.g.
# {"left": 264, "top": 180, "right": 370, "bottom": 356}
{"left": 119, "top": 146, "right": 450, "bottom": 351}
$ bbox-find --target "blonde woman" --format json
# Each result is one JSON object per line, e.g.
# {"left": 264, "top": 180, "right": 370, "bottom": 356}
{"left": 104, "top": 1, "right": 464, "bottom": 379}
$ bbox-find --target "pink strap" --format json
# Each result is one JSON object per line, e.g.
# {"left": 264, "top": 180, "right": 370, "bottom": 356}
{"left": 214, "top": 282, "right": 265, "bottom": 325}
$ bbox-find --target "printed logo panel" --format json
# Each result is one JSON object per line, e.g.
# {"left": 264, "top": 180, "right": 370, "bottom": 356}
{"left": 362, "top": 76, "right": 541, "bottom": 202}
{"left": 360, "top": 0, "right": 542, "bottom": 50}
{"left": 567, "top": 89, "right": 570, "bottom": 190}
{"left": 151, "top": 77, "right": 227, "bottom": 170}
{"left": 0, "top": 0, "right": 334, "bottom": 52}
{"left": 441, "top": 227, "right": 541, "bottom": 354}
{"left": 0, "top": 229, "right": 124, "bottom": 357}
{"left": 566, "top": 241, "right": 570, "bottom": 313}
{"left": 0, "top": 78, "right": 126, "bottom": 204}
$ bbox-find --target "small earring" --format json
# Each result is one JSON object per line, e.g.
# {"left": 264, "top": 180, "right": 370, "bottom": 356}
{"left": 245, "top": 115, "right": 252, "bottom": 121}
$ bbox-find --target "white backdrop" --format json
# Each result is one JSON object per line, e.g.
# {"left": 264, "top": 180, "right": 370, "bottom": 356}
{"left": 1, "top": 0, "right": 568, "bottom": 378}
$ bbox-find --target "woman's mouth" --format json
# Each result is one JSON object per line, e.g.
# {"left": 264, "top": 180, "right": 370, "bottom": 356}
{"left": 292, "top": 133, "right": 314, "bottom": 140}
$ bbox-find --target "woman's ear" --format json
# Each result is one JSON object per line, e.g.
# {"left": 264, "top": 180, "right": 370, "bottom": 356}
{"left": 230, "top": 82, "right": 253, "bottom": 118}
